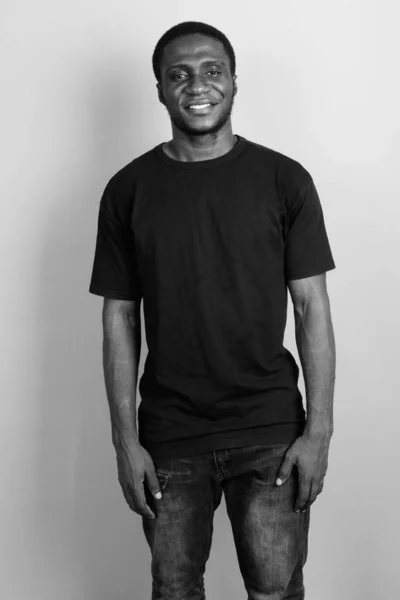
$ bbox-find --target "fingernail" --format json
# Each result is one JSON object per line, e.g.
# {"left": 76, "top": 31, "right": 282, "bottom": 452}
{"left": 155, "top": 491, "right": 162, "bottom": 499}
{"left": 276, "top": 478, "right": 283, "bottom": 486}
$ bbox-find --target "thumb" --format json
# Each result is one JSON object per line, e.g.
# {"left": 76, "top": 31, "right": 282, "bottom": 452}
{"left": 145, "top": 469, "right": 163, "bottom": 500}
{"left": 276, "top": 450, "right": 296, "bottom": 486}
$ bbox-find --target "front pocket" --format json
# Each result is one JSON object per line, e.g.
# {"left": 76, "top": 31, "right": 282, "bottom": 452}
{"left": 156, "top": 472, "right": 169, "bottom": 491}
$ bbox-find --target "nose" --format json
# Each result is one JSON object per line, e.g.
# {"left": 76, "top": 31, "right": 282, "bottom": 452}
{"left": 186, "top": 73, "right": 211, "bottom": 95}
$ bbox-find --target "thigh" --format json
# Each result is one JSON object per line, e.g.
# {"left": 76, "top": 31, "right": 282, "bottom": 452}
{"left": 142, "top": 452, "right": 222, "bottom": 600}
{"left": 224, "top": 443, "right": 310, "bottom": 600}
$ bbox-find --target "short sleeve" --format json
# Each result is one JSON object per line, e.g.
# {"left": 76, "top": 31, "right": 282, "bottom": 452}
{"left": 284, "top": 177, "right": 336, "bottom": 281}
{"left": 88, "top": 187, "right": 142, "bottom": 300}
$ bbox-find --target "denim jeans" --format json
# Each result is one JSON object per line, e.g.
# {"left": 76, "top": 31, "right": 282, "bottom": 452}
{"left": 142, "top": 442, "right": 310, "bottom": 600}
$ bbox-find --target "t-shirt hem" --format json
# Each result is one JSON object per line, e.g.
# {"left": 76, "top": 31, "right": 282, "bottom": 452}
{"left": 286, "top": 262, "right": 336, "bottom": 281}
{"left": 88, "top": 285, "right": 141, "bottom": 300}
{"left": 141, "top": 422, "right": 305, "bottom": 461}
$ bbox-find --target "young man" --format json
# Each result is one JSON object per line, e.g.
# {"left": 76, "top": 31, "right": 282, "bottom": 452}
{"left": 89, "top": 21, "right": 336, "bottom": 600}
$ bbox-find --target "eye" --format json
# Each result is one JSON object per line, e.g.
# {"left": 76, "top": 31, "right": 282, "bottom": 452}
{"left": 170, "top": 73, "right": 187, "bottom": 81}
{"left": 170, "top": 69, "right": 221, "bottom": 82}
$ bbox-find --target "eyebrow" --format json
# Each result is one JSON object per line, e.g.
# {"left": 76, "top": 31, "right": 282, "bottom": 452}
{"left": 166, "top": 60, "right": 227, "bottom": 73}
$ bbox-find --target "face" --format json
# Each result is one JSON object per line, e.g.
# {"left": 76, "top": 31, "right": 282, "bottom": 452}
{"left": 157, "top": 34, "right": 237, "bottom": 136}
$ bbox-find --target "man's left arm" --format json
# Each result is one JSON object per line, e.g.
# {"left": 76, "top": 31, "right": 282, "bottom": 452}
{"left": 276, "top": 272, "right": 336, "bottom": 512}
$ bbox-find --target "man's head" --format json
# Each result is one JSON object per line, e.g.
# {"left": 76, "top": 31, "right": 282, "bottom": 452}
{"left": 152, "top": 21, "right": 237, "bottom": 137}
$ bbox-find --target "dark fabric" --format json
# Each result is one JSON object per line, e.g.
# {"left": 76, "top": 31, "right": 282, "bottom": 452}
{"left": 142, "top": 443, "right": 310, "bottom": 599}
{"left": 89, "top": 135, "right": 336, "bottom": 460}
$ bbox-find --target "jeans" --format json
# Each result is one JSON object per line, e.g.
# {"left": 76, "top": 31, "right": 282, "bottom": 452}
{"left": 142, "top": 443, "right": 310, "bottom": 600}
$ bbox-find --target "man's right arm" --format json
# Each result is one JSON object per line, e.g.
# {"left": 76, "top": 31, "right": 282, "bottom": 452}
{"left": 102, "top": 298, "right": 141, "bottom": 451}
{"left": 102, "top": 297, "right": 162, "bottom": 517}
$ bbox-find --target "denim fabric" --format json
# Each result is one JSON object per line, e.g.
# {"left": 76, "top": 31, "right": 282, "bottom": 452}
{"left": 142, "top": 443, "right": 310, "bottom": 600}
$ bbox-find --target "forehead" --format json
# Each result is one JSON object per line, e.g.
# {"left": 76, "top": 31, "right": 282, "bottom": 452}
{"left": 161, "top": 34, "right": 229, "bottom": 70}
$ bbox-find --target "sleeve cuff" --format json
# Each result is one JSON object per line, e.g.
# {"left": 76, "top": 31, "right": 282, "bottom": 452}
{"left": 88, "top": 285, "right": 141, "bottom": 301}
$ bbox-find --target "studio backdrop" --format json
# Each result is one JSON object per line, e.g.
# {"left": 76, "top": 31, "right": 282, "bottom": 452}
{"left": 1, "top": 1, "right": 398, "bottom": 599}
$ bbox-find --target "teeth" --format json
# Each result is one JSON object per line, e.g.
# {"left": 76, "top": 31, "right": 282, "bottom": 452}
{"left": 189, "top": 104, "right": 211, "bottom": 109}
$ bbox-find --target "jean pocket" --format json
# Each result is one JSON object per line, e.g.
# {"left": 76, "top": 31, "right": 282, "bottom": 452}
{"left": 249, "top": 445, "right": 297, "bottom": 487}
{"left": 156, "top": 471, "right": 169, "bottom": 491}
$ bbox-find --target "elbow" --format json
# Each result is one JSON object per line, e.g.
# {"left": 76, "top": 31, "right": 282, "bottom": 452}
{"left": 102, "top": 298, "right": 141, "bottom": 337}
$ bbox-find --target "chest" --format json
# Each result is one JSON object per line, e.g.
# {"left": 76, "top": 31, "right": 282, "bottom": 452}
{"left": 131, "top": 171, "right": 286, "bottom": 263}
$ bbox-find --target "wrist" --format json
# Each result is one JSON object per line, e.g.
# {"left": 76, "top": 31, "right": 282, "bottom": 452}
{"left": 303, "top": 423, "right": 333, "bottom": 442}
{"left": 112, "top": 426, "right": 140, "bottom": 450}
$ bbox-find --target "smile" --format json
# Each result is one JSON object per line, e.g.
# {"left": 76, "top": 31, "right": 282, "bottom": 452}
{"left": 185, "top": 103, "right": 217, "bottom": 114}
{"left": 189, "top": 103, "right": 211, "bottom": 109}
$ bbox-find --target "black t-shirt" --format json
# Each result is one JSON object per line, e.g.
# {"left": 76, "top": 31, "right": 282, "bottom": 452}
{"left": 89, "top": 135, "right": 336, "bottom": 460}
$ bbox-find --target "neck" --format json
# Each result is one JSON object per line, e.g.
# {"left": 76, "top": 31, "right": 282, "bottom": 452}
{"left": 164, "top": 123, "right": 236, "bottom": 162}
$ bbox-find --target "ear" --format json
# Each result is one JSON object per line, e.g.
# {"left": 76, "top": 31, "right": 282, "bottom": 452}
{"left": 233, "top": 74, "right": 238, "bottom": 96}
{"left": 157, "top": 83, "right": 166, "bottom": 106}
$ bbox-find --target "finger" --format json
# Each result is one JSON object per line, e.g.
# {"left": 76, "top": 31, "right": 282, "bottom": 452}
{"left": 121, "top": 486, "right": 136, "bottom": 511}
{"left": 301, "top": 480, "right": 320, "bottom": 512}
{"left": 145, "top": 470, "right": 163, "bottom": 500}
{"left": 295, "top": 476, "right": 311, "bottom": 512}
{"left": 124, "top": 486, "right": 149, "bottom": 516}
{"left": 132, "top": 481, "right": 156, "bottom": 519}
{"left": 276, "top": 449, "right": 296, "bottom": 486}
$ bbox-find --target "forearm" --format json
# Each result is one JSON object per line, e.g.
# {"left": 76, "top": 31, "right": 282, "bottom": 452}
{"left": 102, "top": 303, "right": 141, "bottom": 449}
{"left": 294, "top": 299, "right": 336, "bottom": 439}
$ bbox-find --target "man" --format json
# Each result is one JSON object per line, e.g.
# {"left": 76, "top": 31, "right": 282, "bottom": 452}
{"left": 89, "top": 20, "right": 336, "bottom": 600}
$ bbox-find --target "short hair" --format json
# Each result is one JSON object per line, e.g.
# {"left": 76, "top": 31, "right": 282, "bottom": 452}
{"left": 152, "top": 21, "right": 236, "bottom": 83}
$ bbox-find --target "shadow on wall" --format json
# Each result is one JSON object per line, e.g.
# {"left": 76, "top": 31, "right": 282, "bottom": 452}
{"left": 31, "top": 58, "right": 158, "bottom": 599}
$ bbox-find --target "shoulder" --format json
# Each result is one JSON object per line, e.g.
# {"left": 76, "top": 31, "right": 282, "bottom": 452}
{"left": 106, "top": 147, "right": 156, "bottom": 195}
{"left": 243, "top": 138, "right": 313, "bottom": 191}
{"left": 99, "top": 147, "right": 157, "bottom": 220}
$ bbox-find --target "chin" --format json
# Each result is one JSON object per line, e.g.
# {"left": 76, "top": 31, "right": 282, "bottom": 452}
{"left": 187, "top": 123, "right": 220, "bottom": 134}
{"left": 179, "top": 116, "right": 230, "bottom": 136}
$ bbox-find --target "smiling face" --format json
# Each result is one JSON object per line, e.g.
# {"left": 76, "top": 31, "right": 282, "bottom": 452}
{"left": 157, "top": 34, "right": 237, "bottom": 137}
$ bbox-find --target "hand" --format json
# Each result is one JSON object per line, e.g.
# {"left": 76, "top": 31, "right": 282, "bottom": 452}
{"left": 115, "top": 441, "right": 162, "bottom": 519}
{"left": 275, "top": 433, "right": 331, "bottom": 512}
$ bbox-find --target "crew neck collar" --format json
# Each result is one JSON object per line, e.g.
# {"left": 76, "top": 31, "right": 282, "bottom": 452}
{"left": 153, "top": 134, "right": 247, "bottom": 169}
